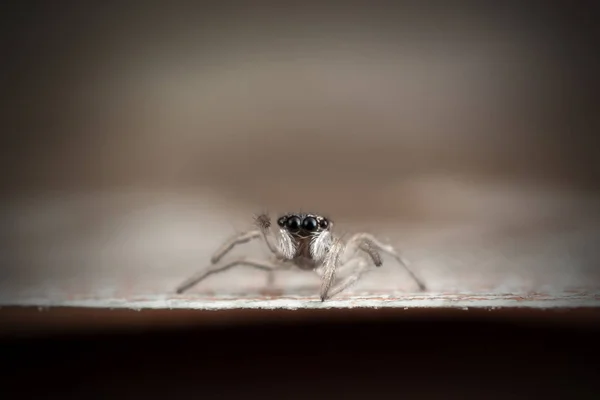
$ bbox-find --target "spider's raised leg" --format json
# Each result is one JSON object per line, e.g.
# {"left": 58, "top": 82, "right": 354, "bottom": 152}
{"left": 176, "top": 258, "right": 280, "bottom": 294}
{"left": 346, "top": 233, "right": 427, "bottom": 291}
{"left": 211, "top": 213, "right": 289, "bottom": 264}
{"left": 254, "top": 213, "right": 294, "bottom": 260}
{"left": 211, "top": 230, "right": 262, "bottom": 264}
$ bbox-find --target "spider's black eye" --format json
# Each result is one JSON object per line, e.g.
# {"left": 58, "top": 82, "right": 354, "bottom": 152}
{"left": 277, "top": 216, "right": 286, "bottom": 227}
{"left": 286, "top": 216, "right": 301, "bottom": 231}
{"left": 319, "top": 218, "right": 329, "bottom": 229}
{"left": 302, "top": 216, "right": 318, "bottom": 232}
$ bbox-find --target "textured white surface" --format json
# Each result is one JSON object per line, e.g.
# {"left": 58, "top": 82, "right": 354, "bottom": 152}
{"left": 4, "top": 291, "right": 599, "bottom": 310}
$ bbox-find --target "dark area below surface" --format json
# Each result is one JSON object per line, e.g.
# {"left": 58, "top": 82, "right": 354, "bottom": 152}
{"left": 2, "top": 308, "right": 600, "bottom": 399}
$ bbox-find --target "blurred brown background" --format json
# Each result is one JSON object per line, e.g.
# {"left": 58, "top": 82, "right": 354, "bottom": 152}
{"left": 1, "top": 1, "right": 599, "bottom": 304}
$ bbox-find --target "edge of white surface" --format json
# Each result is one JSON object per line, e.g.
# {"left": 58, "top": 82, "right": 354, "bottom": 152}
{"left": 2, "top": 292, "right": 599, "bottom": 310}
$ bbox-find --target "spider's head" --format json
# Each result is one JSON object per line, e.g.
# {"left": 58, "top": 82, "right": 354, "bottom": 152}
{"left": 276, "top": 213, "right": 331, "bottom": 239}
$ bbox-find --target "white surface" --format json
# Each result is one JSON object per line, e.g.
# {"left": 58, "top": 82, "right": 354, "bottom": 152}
{"left": 4, "top": 291, "right": 599, "bottom": 310}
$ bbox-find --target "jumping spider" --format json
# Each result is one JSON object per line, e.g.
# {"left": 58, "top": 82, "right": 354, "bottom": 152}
{"left": 176, "top": 212, "right": 427, "bottom": 301}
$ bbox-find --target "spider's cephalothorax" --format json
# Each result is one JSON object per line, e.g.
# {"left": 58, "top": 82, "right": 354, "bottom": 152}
{"left": 275, "top": 213, "right": 333, "bottom": 269}
{"left": 175, "top": 212, "right": 427, "bottom": 301}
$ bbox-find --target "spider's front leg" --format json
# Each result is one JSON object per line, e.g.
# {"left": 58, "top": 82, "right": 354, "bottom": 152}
{"left": 210, "top": 213, "right": 289, "bottom": 264}
{"left": 210, "top": 230, "right": 262, "bottom": 264}
{"left": 346, "top": 233, "right": 427, "bottom": 291}
{"left": 317, "top": 237, "right": 356, "bottom": 301}
{"left": 318, "top": 255, "right": 370, "bottom": 301}
{"left": 176, "top": 213, "right": 290, "bottom": 294}
{"left": 176, "top": 258, "right": 281, "bottom": 294}
{"left": 254, "top": 213, "right": 295, "bottom": 260}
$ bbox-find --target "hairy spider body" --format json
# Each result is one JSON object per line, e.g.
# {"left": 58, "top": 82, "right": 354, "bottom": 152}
{"left": 176, "top": 213, "right": 426, "bottom": 301}
{"left": 275, "top": 213, "right": 329, "bottom": 270}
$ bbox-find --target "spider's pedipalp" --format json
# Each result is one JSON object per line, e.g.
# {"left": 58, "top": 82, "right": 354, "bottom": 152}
{"left": 277, "top": 228, "right": 297, "bottom": 260}
{"left": 310, "top": 229, "right": 333, "bottom": 262}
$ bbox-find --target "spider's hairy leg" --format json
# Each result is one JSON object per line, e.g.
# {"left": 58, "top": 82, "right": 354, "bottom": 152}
{"left": 211, "top": 230, "right": 262, "bottom": 264}
{"left": 176, "top": 258, "right": 280, "bottom": 294}
{"left": 318, "top": 237, "right": 345, "bottom": 301}
{"left": 321, "top": 257, "right": 370, "bottom": 301}
{"left": 346, "top": 233, "right": 427, "bottom": 291}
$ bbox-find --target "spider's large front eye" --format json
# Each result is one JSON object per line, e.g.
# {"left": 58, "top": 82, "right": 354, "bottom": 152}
{"left": 286, "top": 216, "right": 301, "bottom": 231}
{"left": 302, "top": 216, "right": 318, "bottom": 232}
